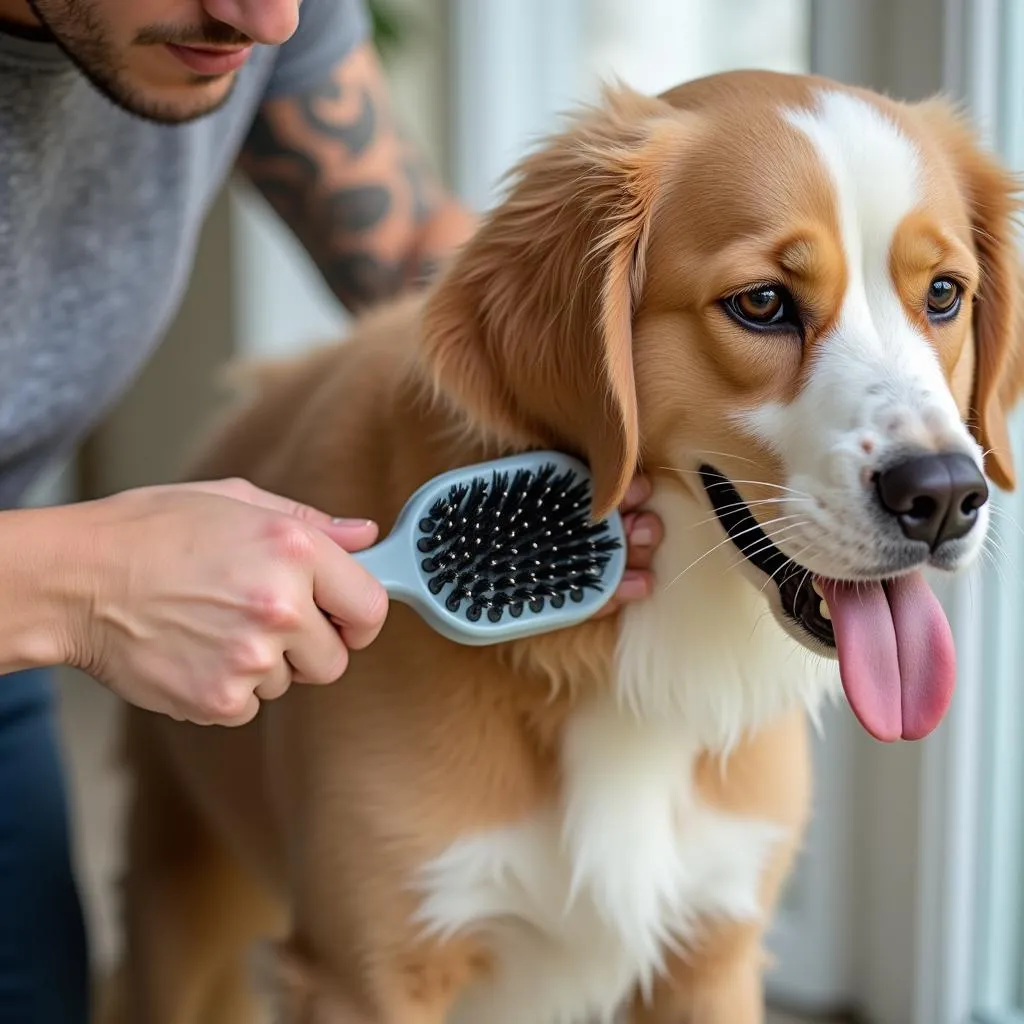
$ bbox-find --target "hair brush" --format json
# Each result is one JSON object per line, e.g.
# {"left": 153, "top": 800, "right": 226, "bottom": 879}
{"left": 351, "top": 451, "right": 627, "bottom": 645}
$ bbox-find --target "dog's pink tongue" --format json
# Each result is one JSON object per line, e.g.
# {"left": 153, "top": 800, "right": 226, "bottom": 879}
{"left": 819, "top": 573, "right": 956, "bottom": 742}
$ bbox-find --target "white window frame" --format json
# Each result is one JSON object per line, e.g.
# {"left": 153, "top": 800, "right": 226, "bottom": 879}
{"left": 950, "top": 5, "right": 1024, "bottom": 1021}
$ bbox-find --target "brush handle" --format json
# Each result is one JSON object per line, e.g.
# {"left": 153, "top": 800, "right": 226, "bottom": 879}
{"left": 351, "top": 532, "right": 419, "bottom": 604}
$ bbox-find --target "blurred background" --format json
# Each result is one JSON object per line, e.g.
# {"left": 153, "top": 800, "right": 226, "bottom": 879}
{"left": 32, "top": 2, "right": 1024, "bottom": 1023}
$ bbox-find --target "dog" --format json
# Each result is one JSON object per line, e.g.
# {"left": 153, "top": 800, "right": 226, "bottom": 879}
{"left": 103, "top": 68, "right": 1024, "bottom": 1024}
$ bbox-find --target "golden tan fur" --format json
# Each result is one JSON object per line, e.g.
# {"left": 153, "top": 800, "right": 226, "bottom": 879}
{"left": 101, "top": 70, "right": 1024, "bottom": 1023}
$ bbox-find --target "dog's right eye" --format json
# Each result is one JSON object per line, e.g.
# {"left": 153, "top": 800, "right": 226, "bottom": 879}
{"left": 723, "top": 285, "right": 800, "bottom": 334}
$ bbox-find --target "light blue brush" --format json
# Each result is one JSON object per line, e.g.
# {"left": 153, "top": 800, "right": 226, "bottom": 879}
{"left": 352, "top": 451, "right": 627, "bottom": 645}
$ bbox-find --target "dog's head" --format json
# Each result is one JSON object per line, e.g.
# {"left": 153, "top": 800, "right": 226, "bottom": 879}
{"left": 420, "top": 70, "right": 1024, "bottom": 740}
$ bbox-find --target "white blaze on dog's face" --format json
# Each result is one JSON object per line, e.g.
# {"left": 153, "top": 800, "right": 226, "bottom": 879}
{"left": 421, "top": 71, "right": 1022, "bottom": 744}
{"left": 744, "top": 91, "right": 986, "bottom": 579}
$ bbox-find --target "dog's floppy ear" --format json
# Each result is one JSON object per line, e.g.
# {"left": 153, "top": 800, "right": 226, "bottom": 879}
{"left": 919, "top": 98, "right": 1024, "bottom": 490}
{"left": 420, "top": 85, "right": 691, "bottom": 517}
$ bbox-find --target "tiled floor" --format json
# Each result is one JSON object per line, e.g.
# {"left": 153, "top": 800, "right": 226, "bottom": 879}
{"left": 54, "top": 669, "right": 841, "bottom": 1023}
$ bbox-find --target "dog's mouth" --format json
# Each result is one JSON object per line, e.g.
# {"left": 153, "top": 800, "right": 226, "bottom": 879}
{"left": 698, "top": 465, "right": 957, "bottom": 742}
{"left": 698, "top": 466, "right": 835, "bottom": 648}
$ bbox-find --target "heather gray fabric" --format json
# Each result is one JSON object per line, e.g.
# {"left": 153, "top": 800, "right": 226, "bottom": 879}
{"left": 0, "top": 0, "right": 369, "bottom": 507}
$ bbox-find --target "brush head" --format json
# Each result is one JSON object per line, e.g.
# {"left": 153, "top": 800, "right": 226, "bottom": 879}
{"left": 416, "top": 462, "right": 623, "bottom": 624}
{"left": 356, "top": 451, "right": 627, "bottom": 645}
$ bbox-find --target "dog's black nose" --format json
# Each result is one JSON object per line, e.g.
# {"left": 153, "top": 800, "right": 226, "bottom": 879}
{"left": 875, "top": 452, "right": 989, "bottom": 549}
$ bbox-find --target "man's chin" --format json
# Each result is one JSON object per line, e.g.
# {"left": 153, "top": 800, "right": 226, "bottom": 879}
{"left": 77, "top": 63, "right": 239, "bottom": 125}
{"left": 112, "top": 76, "right": 239, "bottom": 125}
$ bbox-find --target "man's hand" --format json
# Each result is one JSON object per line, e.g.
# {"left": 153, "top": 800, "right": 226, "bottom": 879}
{"left": 66, "top": 478, "right": 388, "bottom": 727}
{"left": 598, "top": 475, "right": 663, "bottom": 619}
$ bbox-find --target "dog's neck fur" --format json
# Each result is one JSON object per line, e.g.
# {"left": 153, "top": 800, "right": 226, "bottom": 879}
{"left": 492, "top": 469, "right": 842, "bottom": 756}
{"left": 614, "top": 477, "right": 840, "bottom": 753}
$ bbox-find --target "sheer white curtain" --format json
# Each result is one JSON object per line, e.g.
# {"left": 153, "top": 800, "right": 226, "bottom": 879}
{"left": 448, "top": 0, "right": 809, "bottom": 209}
{"left": 962, "top": 6, "right": 1024, "bottom": 1023}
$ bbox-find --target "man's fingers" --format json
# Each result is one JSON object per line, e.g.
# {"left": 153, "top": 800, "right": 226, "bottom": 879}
{"left": 188, "top": 691, "right": 261, "bottom": 728}
{"left": 286, "top": 610, "right": 350, "bottom": 685}
{"left": 619, "top": 474, "right": 653, "bottom": 512}
{"left": 221, "top": 693, "right": 262, "bottom": 727}
{"left": 623, "top": 511, "right": 662, "bottom": 572}
{"left": 254, "top": 661, "right": 294, "bottom": 702}
{"left": 310, "top": 533, "right": 389, "bottom": 651}
{"left": 593, "top": 569, "right": 654, "bottom": 619}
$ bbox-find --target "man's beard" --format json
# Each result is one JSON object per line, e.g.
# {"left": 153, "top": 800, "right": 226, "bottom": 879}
{"left": 24, "top": 0, "right": 243, "bottom": 125}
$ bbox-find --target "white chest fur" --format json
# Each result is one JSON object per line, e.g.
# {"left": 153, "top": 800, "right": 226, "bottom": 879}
{"left": 411, "top": 485, "right": 839, "bottom": 1024}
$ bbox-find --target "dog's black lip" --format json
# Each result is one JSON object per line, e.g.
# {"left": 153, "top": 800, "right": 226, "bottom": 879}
{"left": 698, "top": 464, "right": 836, "bottom": 647}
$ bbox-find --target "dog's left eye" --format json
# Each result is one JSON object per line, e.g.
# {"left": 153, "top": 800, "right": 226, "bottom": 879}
{"left": 927, "top": 277, "right": 962, "bottom": 321}
{"left": 724, "top": 285, "right": 800, "bottom": 333}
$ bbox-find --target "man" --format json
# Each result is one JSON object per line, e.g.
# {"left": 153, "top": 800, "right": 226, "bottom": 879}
{"left": 0, "top": 1, "right": 663, "bottom": 1019}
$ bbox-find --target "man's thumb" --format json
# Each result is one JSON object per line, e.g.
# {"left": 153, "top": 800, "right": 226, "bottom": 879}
{"left": 218, "top": 479, "right": 380, "bottom": 552}
{"left": 320, "top": 517, "right": 380, "bottom": 552}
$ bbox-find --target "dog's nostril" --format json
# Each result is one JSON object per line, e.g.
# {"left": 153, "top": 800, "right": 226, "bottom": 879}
{"left": 961, "top": 490, "right": 985, "bottom": 515}
{"left": 908, "top": 495, "right": 938, "bottom": 522}
{"left": 875, "top": 452, "right": 988, "bottom": 550}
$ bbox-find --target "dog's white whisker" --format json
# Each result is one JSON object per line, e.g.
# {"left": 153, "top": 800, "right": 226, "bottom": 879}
{"left": 757, "top": 540, "right": 823, "bottom": 598}
{"left": 979, "top": 531, "right": 1014, "bottom": 590}
{"left": 792, "top": 568, "right": 815, "bottom": 621}
{"left": 723, "top": 520, "right": 810, "bottom": 575}
{"left": 977, "top": 548, "right": 1008, "bottom": 592}
{"left": 986, "top": 504, "right": 1024, "bottom": 541}
{"left": 662, "top": 512, "right": 805, "bottom": 592}
{"left": 685, "top": 449, "right": 765, "bottom": 468}
{"left": 655, "top": 466, "right": 814, "bottom": 501}
{"left": 684, "top": 498, "right": 814, "bottom": 533}
{"left": 684, "top": 499, "right": 800, "bottom": 525}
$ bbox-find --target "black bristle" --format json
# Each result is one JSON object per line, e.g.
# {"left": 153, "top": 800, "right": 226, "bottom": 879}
{"left": 417, "top": 462, "right": 622, "bottom": 624}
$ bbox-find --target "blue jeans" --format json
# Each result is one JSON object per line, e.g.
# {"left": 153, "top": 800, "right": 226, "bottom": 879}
{"left": 0, "top": 668, "right": 89, "bottom": 1023}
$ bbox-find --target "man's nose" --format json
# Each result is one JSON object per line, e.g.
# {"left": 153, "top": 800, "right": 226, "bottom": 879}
{"left": 200, "top": 0, "right": 300, "bottom": 46}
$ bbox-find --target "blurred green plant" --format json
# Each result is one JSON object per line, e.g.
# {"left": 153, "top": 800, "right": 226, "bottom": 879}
{"left": 366, "top": 0, "right": 414, "bottom": 61}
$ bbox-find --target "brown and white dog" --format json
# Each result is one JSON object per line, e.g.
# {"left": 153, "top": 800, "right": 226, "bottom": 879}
{"left": 105, "top": 69, "right": 1024, "bottom": 1024}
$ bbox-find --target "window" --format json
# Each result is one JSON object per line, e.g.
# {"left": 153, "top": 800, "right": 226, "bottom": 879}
{"left": 583, "top": 0, "right": 809, "bottom": 97}
{"left": 968, "top": 4, "right": 1024, "bottom": 1018}
{"left": 449, "top": 0, "right": 811, "bottom": 209}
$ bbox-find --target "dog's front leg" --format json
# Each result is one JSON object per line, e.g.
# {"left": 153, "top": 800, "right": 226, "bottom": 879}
{"left": 265, "top": 932, "right": 485, "bottom": 1024}
{"left": 627, "top": 928, "right": 765, "bottom": 1024}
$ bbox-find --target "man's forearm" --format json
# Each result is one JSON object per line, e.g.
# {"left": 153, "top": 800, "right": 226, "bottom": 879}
{"left": 0, "top": 505, "right": 84, "bottom": 673}
{"left": 398, "top": 194, "right": 477, "bottom": 291}
{"left": 237, "top": 42, "right": 477, "bottom": 314}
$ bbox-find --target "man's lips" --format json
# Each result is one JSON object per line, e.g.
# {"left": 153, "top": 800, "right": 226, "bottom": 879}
{"left": 165, "top": 43, "right": 253, "bottom": 76}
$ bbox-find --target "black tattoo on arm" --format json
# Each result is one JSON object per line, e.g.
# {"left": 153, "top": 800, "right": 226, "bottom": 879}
{"left": 236, "top": 44, "right": 455, "bottom": 314}
{"left": 296, "top": 80, "right": 377, "bottom": 157}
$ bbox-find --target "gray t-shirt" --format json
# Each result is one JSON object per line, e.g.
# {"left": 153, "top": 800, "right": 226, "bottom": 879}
{"left": 0, "top": 0, "right": 369, "bottom": 507}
